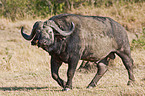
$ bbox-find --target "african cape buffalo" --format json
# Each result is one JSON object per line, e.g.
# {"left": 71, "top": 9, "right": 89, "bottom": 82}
{"left": 21, "top": 14, "right": 135, "bottom": 91}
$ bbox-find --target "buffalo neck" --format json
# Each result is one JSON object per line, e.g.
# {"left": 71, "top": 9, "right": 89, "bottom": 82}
{"left": 48, "top": 36, "right": 67, "bottom": 55}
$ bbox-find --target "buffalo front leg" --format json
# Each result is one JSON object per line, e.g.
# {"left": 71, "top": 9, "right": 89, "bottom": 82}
{"left": 51, "top": 57, "right": 66, "bottom": 88}
{"left": 87, "top": 58, "right": 109, "bottom": 88}
{"left": 62, "top": 57, "right": 79, "bottom": 91}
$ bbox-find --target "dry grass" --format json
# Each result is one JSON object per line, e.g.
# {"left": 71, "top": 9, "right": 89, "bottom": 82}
{"left": 0, "top": 2, "right": 145, "bottom": 96}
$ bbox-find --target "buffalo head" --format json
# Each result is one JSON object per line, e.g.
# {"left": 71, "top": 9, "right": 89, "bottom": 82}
{"left": 21, "top": 20, "right": 75, "bottom": 51}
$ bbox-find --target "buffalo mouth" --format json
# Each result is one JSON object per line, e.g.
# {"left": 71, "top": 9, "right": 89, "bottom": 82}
{"left": 31, "top": 40, "right": 39, "bottom": 46}
{"left": 36, "top": 42, "right": 54, "bottom": 52}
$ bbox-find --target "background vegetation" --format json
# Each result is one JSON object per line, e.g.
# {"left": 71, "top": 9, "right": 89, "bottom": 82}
{"left": 0, "top": 0, "right": 144, "bottom": 20}
{"left": 0, "top": 0, "right": 145, "bottom": 95}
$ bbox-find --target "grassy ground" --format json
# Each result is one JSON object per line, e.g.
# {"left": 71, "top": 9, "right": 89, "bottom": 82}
{"left": 0, "top": 2, "right": 145, "bottom": 96}
{"left": 0, "top": 66, "right": 144, "bottom": 96}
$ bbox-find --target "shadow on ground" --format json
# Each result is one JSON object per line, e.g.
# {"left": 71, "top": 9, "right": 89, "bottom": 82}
{"left": 0, "top": 87, "right": 48, "bottom": 91}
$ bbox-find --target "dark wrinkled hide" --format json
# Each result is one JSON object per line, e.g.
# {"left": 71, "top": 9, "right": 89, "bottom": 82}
{"left": 21, "top": 14, "right": 135, "bottom": 90}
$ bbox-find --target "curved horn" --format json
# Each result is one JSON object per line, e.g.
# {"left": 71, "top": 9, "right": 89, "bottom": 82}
{"left": 21, "top": 21, "right": 43, "bottom": 40}
{"left": 21, "top": 27, "right": 36, "bottom": 40}
{"left": 45, "top": 20, "right": 75, "bottom": 36}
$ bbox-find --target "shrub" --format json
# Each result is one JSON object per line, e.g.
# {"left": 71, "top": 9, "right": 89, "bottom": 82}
{"left": 131, "top": 28, "right": 145, "bottom": 50}
{"left": 0, "top": 0, "right": 144, "bottom": 20}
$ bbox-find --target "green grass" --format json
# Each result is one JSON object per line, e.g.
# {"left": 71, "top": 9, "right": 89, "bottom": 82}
{"left": 131, "top": 28, "right": 145, "bottom": 50}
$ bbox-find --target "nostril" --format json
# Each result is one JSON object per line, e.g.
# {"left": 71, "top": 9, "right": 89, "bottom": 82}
{"left": 43, "top": 40, "right": 48, "bottom": 45}
{"left": 44, "top": 41, "right": 47, "bottom": 44}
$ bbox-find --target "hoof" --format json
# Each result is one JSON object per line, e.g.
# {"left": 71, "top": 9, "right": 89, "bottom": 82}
{"left": 87, "top": 83, "right": 96, "bottom": 89}
{"left": 62, "top": 88, "right": 71, "bottom": 91}
{"left": 86, "top": 85, "right": 94, "bottom": 89}
{"left": 127, "top": 80, "right": 136, "bottom": 86}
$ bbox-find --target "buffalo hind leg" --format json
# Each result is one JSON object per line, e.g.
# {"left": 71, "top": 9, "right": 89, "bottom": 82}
{"left": 87, "top": 57, "right": 109, "bottom": 88}
{"left": 116, "top": 51, "right": 135, "bottom": 85}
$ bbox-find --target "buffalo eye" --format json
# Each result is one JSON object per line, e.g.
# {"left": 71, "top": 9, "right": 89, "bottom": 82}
{"left": 49, "top": 31, "right": 52, "bottom": 34}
